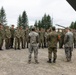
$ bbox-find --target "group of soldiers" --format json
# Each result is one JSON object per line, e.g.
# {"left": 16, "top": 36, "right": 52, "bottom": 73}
{"left": 0, "top": 23, "right": 76, "bottom": 63}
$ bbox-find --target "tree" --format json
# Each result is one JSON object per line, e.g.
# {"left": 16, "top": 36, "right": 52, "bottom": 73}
{"left": 17, "top": 15, "right": 22, "bottom": 27}
{"left": 69, "top": 21, "right": 76, "bottom": 29}
{"left": 38, "top": 20, "right": 42, "bottom": 29}
{"left": 0, "top": 6, "right": 7, "bottom": 26}
{"left": 35, "top": 14, "right": 52, "bottom": 30}
{"left": 34, "top": 20, "right": 38, "bottom": 28}
{"left": 74, "top": 21, "right": 76, "bottom": 29}
{"left": 21, "top": 11, "right": 28, "bottom": 29}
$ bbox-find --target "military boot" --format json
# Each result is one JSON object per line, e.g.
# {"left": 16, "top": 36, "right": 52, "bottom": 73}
{"left": 47, "top": 59, "right": 52, "bottom": 63}
{"left": 28, "top": 60, "right": 31, "bottom": 64}
{"left": 53, "top": 58, "right": 56, "bottom": 63}
{"left": 35, "top": 60, "right": 39, "bottom": 64}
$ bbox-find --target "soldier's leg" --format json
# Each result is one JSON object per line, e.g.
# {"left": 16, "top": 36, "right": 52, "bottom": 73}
{"left": 0, "top": 39, "right": 4, "bottom": 50}
{"left": 8, "top": 38, "right": 11, "bottom": 48}
{"left": 42, "top": 39, "right": 44, "bottom": 48}
{"left": 34, "top": 45, "right": 39, "bottom": 63}
{"left": 18, "top": 38, "right": 20, "bottom": 49}
{"left": 65, "top": 47, "right": 69, "bottom": 61}
{"left": 74, "top": 40, "right": 76, "bottom": 48}
{"left": 10, "top": 38, "right": 14, "bottom": 48}
{"left": 14, "top": 38, "right": 17, "bottom": 50}
{"left": 39, "top": 39, "right": 41, "bottom": 48}
{"left": 20, "top": 37, "right": 23, "bottom": 49}
{"left": 47, "top": 47, "right": 52, "bottom": 63}
{"left": 69, "top": 47, "right": 73, "bottom": 61}
{"left": 5, "top": 38, "right": 8, "bottom": 49}
{"left": 22, "top": 38, "right": 24, "bottom": 49}
{"left": 28, "top": 45, "right": 33, "bottom": 63}
{"left": 53, "top": 48, "right": 57, "bottom": 63}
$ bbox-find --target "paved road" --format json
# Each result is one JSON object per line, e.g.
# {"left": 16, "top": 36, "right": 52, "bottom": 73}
{"left": 0, "top": 48, "right": 76, "bottom": 75}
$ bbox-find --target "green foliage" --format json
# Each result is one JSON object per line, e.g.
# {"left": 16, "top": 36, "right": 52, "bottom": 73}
{"left": 17, "top": 11, "right": 28, "bottom": 29}
{"left": 69, "top": 21, "right": 76, "bottom": 29}
{"left": 22, "top": 11, "right": 28, "bottom": 29}
{"left": 34, "top": 13, "right": 53, "bottom": 30}
{"left": 0, "top": 6, "right": 7, "bottom": 26}
{"left": 34, "top": 20, "right": 38, "bottom": 28}
{"left": 17, "top": 15, "right": 22, "bottom": 27}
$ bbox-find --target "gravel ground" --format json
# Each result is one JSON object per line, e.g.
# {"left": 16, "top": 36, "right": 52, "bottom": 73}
{"left": 0, "top": 47, "right": 76, "bottom": 75}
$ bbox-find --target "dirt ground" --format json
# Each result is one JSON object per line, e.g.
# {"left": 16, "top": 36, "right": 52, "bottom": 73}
{"left": 0, "top": 47, "right": 76, "bottom": 75}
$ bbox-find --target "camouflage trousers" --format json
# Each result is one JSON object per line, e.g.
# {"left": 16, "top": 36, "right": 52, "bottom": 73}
{"left": 74, "top": 40, "right": 76, "bottom": 48}
{"left": 28, "top": 44, "right": 38, "bottom": 61}
{"left": 0, "top": 38, "right": 4, "bottom": 49}
{"left": 48, "top": 47, "right": 57, "bottom": 59}
{"left": 14, "top": 37, "right": 20, "bottom": 49}
{"left": 5, "top": 38, "right": 10, "bottom": 49}
{"left": 65, "top": 47, "right": 73, "bottom": 61}
{"left": 39, "top": 38, "right": 44, "bottom": 48}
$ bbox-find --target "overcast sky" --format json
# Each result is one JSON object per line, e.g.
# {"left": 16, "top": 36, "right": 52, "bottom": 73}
{"left": 0, "top": 0, "right": 76, "bottom": 28}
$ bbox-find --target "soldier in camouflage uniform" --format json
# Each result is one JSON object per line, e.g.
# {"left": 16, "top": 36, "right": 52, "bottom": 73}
{"left": 14, "top": 27, "right": 21, "bottom": 50}
{"left": 10, "top": 25, "right": 15, "bottom": 48}
{"left": 59, "top": 29, "right": 65, "bottom": 48}
{"left": 20, "top": 26, "right": 25, "bottom": 49}
{"left": 0, "top": 24, "right": 5, "bottom": 50}
{"left": 64, "top": 28, "right": 74, "bottom": 62}
{"left": 73, "top": 30, "right": 76, "bottom": 48}
{"left": 28, "top": 27, "right": 39, "bottom": 64}
{"left": 47, "top": 27, "right": 59, "bottom": 63}
{"left": 39, "top": 28, "right": 45, "bottom": 48}
{"left": 5, "top": 26, "right": 11, "bottom": 49}
{"left": 24, "top": 27, "right": 29, "bottom": 48}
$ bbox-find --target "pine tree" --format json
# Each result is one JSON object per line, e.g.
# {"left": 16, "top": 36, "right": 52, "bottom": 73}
{"left": 70, "top": 22, "right": 75, "bottom": 29}
{"left": 21, "top": 11, "right": 28, "bottom": 29}
{"left": 74, "top": 21, "right": 76, "bottom": 29}
{"left": 38, "top": 20, "right": 42, "bottom": 29}
{"left": 34, "top": 20, "right": 38, "bottom": 28}
{"left": 17, "top": 15, "right": 22, "bottom": 27}
{"left": 0, "top": 6, "right": 7, "bottom": 26}
{"left": 36, "top": 14, "right": 52, "bottom": 30}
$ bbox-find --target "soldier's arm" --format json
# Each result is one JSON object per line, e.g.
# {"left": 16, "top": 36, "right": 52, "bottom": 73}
{"left": 64, "top": 34, "right": 69, "bottom": 44}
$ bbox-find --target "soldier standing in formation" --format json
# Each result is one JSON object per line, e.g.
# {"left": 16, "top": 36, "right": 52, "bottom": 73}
{"left": 0, "top": 24, "right": 5, "bottom": 50}
{"left": 24, "top": 27, "right": 29, "bottom": 48}
{"left": 28, "top": 27, "right": 39, "bottom": 64}
{"left": 5, "top": 26, "right": 11, "bottom": 49}
{"left": 73, "top": 30, "right": 76, "bottom": 48}
{"left": 10, "top": 25, "right": 15, "bottom": 48}
{"left": 20, "top": 26, "right": 25, "bottom": 49}
{"left": 64, "top": 28, "right": 74, "bottom": 62}
{"left": 39, "top": 28, "right": 45, "bottom": 48}
{"left": 14, "top": 27, "right": 21, "bottom": 50}
{"left": 47, "top": 27, "right": 59, "bottom": 63}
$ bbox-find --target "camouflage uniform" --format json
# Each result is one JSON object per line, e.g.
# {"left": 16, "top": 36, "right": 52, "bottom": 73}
{"left": 28, "top": 28, "right": 39, "bottom": 64}
{"left": 73, "top": 30, "right": 76, "bottom": 48}
{"left": 47, "top": 27, "right": 58, "bottom": 63}
{"left": 14, "top": 27, "right": 21, "bottom": 50}
{"left": 10, "top": 25, "right": 15, "bottom": 48}
{"left": 24, "top": 27, "right": 29, "bottom": 48}
{"left": 0, "top": 25, "right": 5, "bottom": 50}
{"left": 59, "top": 30, "right": 65, "bottom": 48}
{"left": 64, "top": 29, "right": 73, "bottom": 62}
{"left": 39, "top": 28, "right": 45, "bottom": 48}
{"left": 5, "top": 26, "right": 11, "bottom": 49}
{"left": 20, "top": 26, "right": 25, "bottom": 49}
